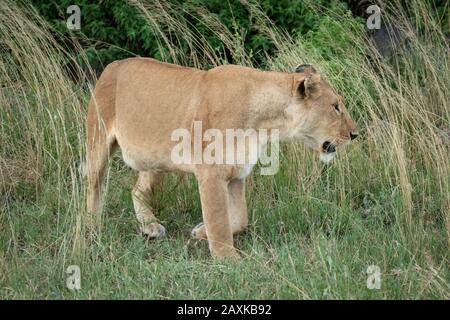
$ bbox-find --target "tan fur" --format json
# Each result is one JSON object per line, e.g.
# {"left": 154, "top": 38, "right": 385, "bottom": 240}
{"left": 86, "top": 58, "right": 357, "bottom": 259}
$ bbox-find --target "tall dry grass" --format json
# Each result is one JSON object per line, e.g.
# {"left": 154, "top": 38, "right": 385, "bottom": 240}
{"left": 0, "top": 0, "right": 94, "bottom": 262}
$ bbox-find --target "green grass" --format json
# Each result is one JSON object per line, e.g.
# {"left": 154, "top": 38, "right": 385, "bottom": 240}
{"left": 0, "top": 0, "right": 449, "bottom": 299}
{"left": 1, "top": 154, "right": 449, "bottom": 299}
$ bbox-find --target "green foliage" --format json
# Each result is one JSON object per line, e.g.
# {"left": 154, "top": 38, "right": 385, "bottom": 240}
{"left": 29, "top": 0, "right": 364, "bottom": 70}
{"left": 30, "top": 0, "right": 151, "bottom": 70}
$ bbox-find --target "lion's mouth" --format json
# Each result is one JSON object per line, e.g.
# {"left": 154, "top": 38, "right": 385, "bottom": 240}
{"left": 322, "top": 141, "right": 336, "bottom": 154}
{"left": 320, "top": 141, "right": 336, "bottom": 164}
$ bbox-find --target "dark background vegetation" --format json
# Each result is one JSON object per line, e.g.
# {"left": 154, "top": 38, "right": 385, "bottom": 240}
{"left": 30, "top": 0, "right": 450, "bottom": 72}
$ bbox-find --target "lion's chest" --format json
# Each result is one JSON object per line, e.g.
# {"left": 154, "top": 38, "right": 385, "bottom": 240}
{"left": 237, "top": 164, "right": 255, "bottom": 179}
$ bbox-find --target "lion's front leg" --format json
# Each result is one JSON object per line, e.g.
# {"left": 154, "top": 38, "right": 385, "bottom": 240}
{"left": 195, "top": 170, "right": 239, "bottom": 259}
{"left": 227, "top": 178, "right": 248, "bottom": 234}
{"left": 192, "top": 178, "right": 248, "bottom": 239}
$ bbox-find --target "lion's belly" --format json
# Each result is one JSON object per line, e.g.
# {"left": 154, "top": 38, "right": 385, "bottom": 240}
{"left": 119, "top": 144, "right": 162, "bottom": 171}
{"left": 115, "top": 129, "right": 194, "bottom": 173}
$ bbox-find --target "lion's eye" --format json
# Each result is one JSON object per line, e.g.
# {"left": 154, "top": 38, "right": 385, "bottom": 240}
{"left": 333, "top": 103, "right": 340, "bottom": 113}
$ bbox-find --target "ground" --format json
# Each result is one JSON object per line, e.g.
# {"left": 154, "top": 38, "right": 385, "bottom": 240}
{"left": 1, "top": 152, "right": 448, "bottom": 299}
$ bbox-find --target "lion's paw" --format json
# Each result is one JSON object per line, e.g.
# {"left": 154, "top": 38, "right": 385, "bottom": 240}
{"left": 141, "top": 223, "right": 166, "bottom": 239}
{"left": 191, "top": 222, "right": 207, "bottom": 240}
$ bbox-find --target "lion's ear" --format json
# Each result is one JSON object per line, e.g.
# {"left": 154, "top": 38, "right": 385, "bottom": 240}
{"left": 294, "top": 72, "right": 321, "bottom": 98}
{"left": 294, "top": 63, "right": 317, "bottom": 75}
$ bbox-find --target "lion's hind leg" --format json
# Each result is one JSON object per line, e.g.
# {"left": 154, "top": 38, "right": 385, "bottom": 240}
{"left": 86, "top": 111, "right": 116, "bottom": 216}
{"left": 132, "top": 171, "right": 166, "bottom": 239}
{"left": 86, "top": 61, "right": 120, "bottom": 216}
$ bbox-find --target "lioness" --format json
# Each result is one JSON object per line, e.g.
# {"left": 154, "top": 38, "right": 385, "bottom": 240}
{"left": 86, "top": 58, "right": 357, "bottom": 259}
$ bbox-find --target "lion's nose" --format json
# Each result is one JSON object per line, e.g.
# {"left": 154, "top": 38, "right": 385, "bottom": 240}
{"left": 349, "top": 132, "right": 358, "bottom": 140}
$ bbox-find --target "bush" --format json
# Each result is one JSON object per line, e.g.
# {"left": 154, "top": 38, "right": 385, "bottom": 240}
{"left": 29, "top": 0, "right": 363, "bottom": 71}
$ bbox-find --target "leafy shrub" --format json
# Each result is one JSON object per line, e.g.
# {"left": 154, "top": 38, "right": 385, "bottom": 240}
{"left": 29, "top": 0, "right": 364, "bottom": 71}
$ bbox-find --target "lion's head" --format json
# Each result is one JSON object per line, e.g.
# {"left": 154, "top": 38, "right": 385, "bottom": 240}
{"left": 285, "top": 64, "right": 358, "bottom": 162}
